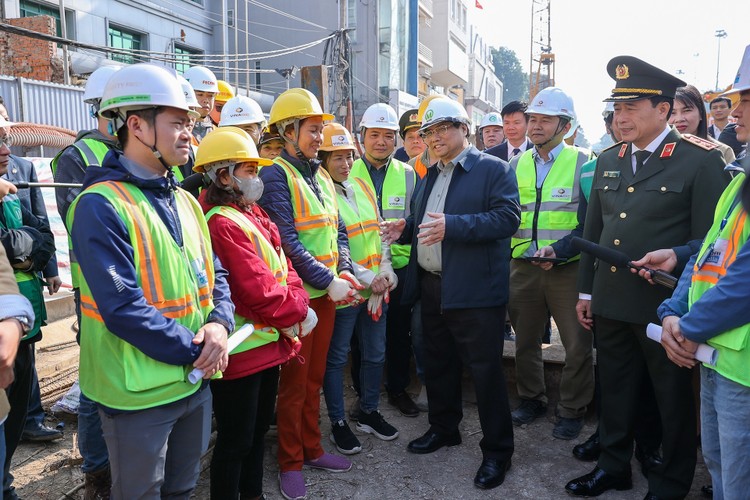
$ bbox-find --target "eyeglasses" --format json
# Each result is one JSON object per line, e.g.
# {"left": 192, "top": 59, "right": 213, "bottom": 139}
{"left": 419, "top": 123, "right": 455, "bottom": 140}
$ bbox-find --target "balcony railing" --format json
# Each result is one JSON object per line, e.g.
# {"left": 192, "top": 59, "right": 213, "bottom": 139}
{"left": 418, "top": 42, "right": 433, "bottom": 67}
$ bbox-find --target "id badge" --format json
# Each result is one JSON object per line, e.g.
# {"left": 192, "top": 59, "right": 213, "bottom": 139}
{"left": 698, "top": 238, "right": 728, "bottom": 268}
{"left": 190, "top": 258, "right": 209, "bottom": 287}
{"left": 550, "top": 187, "right": 572, "bottom": 202}
{"left": 388, "top": 195, "right": 405, "bottom": 209}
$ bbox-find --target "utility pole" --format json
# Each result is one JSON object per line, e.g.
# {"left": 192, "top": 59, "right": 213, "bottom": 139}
{"left": 58, "top": 0, "right": 70, "bottom": 84}
{"left": 715, "top": 29, "right": 728, "bottom": 91}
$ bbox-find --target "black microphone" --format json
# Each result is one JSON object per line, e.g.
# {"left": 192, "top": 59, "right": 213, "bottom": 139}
{"left": 180, "top": 173, "right": 206, "bottom": 192}
{"left": 571, "top": 237, "right": 677, "bottom": 289}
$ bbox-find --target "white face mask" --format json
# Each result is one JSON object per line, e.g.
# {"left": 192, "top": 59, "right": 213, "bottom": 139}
{"left": 232, "top": 174, "right": 264, "bottom": 203}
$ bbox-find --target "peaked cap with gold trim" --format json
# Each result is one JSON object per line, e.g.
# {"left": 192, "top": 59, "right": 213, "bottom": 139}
{"left": 604, "top": 55, "right": 686, "bottom": 102}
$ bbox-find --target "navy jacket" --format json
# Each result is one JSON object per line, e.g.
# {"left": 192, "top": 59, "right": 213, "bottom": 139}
{"left": 258, "top": 150, "right": 353, "bottom": 291}
{"left": 3, "top": 155, "right": 58, "bottom": 279}
{"left": 400, "top": 146, "right": 521, "bottom": 309}
{"left": 71, "top": 151, "right": 235, "bottom": 366}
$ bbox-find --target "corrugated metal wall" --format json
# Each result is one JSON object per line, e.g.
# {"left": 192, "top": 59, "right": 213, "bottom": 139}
{"left": 0, "top": 75, "right": 94, "bottom": 132}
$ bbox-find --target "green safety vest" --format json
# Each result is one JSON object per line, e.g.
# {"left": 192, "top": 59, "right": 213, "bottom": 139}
{"left": 580, "top": 157, "right": 597, "bottom": 202}
{"left": 350, "top": 158, "right": 415, "bottom": 269}
{"left": 688, "top": 174, "right": 750, "bottom": 386}
{"left": 275, "top": 157, "right": 340, "bottom": 299}
{"left": 511, "top": 145, "right": 589, "bottom": 260}
{"left": 335, "top": 178, "right": 382, "bottom": 300}
{"left": 0, "top": 195, "right": 46, "bottom": 340}
{"left": 69, "top": 181, "right": 216, "bottom": 410}
{"left": 206, "top": 205, "right": 286, "bottom": 354}
{"left": 52, "top": 138, "right": 112, "bottom": 288}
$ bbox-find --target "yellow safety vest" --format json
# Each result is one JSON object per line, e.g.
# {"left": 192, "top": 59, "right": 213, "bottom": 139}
{"left": 206, "top": 205, "right": 287, "bottom": 353}
{"left": 511, "top": 145, "right": 588, "bottom": 260}
{"left": 350, "top": 158, "right": 415, "bottom": 269}
{"left": 689, "top": 174, "right": 750, "bottom": 386}
{"left": 275, "top": 157, "right": 340, "bottom": 298}
{"left": 70, "top": 181, "right": 215, "bottom": 410}
{"left": 335, "top": 178, "right": 382, "bottom": 300}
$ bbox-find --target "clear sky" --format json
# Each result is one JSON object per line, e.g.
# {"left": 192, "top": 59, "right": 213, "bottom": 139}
{"left": 472, "top": 0, "right": 750, "bottom": 143}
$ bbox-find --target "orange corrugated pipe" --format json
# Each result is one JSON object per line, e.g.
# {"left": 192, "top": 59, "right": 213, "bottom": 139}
{"left": 10, "top": 122, "right": 76, "bottom": 149}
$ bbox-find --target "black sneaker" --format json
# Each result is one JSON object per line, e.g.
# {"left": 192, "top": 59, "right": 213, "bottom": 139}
{"left": 510, "top": 399, "right": 547, "bottom": 426}
{"left": 552, "top": 416, "right": 584, "bottom": 440}
{"left": 356, "top": 410, "right": 399, "bottom": 441}
{"left": 329, "top": 420, "right": 362, "bottom": 455}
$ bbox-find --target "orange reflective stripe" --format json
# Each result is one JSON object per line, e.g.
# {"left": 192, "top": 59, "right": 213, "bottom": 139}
{"left": 104, "top": 181, "right": 165, "bottom": 304}
{"left": 277, "top": 158, "right": 313, "bottom": 218}
{"left": 80, "top": 295, "right": 103, "bottom": 321}
{"left": 353, "top": 178, "right": 378, "bottom": 209}
{"left": 356, "top": 253, "right": 381, "bottom": 269}
{"left": 316, "top": 253, "right": 337, "bottom": 266}
{"left": 294, "top": 214, "right": 333, "bottom": 231}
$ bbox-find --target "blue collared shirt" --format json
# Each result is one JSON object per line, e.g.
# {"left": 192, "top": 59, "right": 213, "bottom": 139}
{"left": 532, "top": 141, "right": 566, "bottom": 188}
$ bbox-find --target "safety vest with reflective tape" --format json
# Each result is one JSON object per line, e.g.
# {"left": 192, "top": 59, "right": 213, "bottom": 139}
{"left": 511, "top": 145, "right": 588, "bottom": 260}
{"left": 336, "top": 178, "right": 382, "bottom": 299}
{"left": 275, "top": 157, "right": 340, "bottom": 299}
{"left": 350, "top": 158, "right": 415, "bottom": 269}
{"left": 0, "top": 195, "right": 46, "bottom": 340}
{"left": 689, "top": 174, "right": 750, "bottom": 386}
{"left": 52, "top": 138, "right": 112, "bottom": 288}
{"left": 69, "top": 181, "right": 216, "bottom": 410}
{"left": 206, "top": 205, "right": 287, "bottom": 354}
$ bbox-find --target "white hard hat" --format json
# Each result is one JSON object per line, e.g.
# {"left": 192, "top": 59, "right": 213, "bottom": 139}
{"left": 479, "top": 112, "right": 503, "bottom": 130}
{"left": 83, "top": 66, "right": 120, "bottom": 104}
{"left": 0, "top": 116, "right": 16, "bottom": 128}
{"left": 182, "top": 65, "right": 219, "bottom": 93}
{"left": 419, "top": 98, "right": 470, "bottom": 131}
{"left": 99, "top": 63, "right": 199, "bottom": 122}
{"left": 359, "top": 103, "right": 399, "bottom": 131}
{"left": 602, "top": 101, "right": 615, "bottom": 117}
{"left": 564, "top": 109, "right": 579, "bottom": 140}
{"left": 527, "top": 87, "right": 576, "bottom": 121}
{"left": 723, "top": 44, "right": 750, "bottom": 96}
{"left": 176, "top": 75, "right": 200, "bottom": 109}
{"left": 220, "top": 95, "right": 266, "bottom": 128}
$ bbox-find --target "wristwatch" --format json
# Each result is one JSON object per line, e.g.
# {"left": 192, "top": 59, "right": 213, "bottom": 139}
{"left": 0, "top": 316, "right": 31, "bottom": 332}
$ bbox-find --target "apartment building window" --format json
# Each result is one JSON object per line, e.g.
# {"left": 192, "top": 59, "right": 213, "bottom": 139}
{"left": 109, "top": 25, "right": 143, "bottom": 64}
{"left": 174, "top": 45, "right": 202, "bottom": 74}
{"left": 450, "top": 0, "right": 467, "bottom": 32}
{"left": 20, "top": 0, "right": 75, "bottom": 38}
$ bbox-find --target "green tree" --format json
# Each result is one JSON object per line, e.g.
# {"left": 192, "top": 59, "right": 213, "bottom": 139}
{"left": 491, "top": 47, "right": 529, "bottom": 104}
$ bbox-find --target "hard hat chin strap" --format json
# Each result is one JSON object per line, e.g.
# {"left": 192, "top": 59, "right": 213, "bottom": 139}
{"left": 281, "top": 119, "right": 311, "bottom": 163}
{"left": 535, "top": 117, "right": 569, "bottom": 150}
{"left": 132, "top": 111, "right": 172, "bottom": 172}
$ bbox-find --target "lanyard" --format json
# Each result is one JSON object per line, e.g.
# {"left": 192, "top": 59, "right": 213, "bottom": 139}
{"left": 698, "top": 194, "right": 743, "bottom": 269}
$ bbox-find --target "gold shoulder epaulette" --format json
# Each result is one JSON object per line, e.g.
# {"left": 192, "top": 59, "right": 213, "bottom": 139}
{"left": 681, "top": 133, "right": 718, "bottom": 151}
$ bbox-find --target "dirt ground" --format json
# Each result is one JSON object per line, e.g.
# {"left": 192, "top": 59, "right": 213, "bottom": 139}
{"left": 13, "top": 384, "right": 710, "bottom": 500}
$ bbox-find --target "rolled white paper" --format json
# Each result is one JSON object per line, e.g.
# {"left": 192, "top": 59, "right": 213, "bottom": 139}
{"left": 188, "top": 323, "right": 255, "bottom": 384}
{"left": 646, "top": 323, "right": 718, "bottom": 366}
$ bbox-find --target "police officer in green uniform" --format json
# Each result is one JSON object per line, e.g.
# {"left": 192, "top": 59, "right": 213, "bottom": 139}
{"left": 565, "top": 56, "right": 729, "bottom": 499}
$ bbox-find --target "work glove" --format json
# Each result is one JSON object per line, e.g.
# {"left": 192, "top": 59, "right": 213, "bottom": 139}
{"left": 377, "top": 262, "right": 398, "bottom": 292}
{"left": 300, "top": 306, "right": 318, "bottom": 337}
{"left": 367, "top": 289, "right": 390, "bottom": 322}
{"left": 280, "top": 323, "right": 301, "bottom": 340}
{"left": 327, "top": 272, "right": 365, "bottom": 306}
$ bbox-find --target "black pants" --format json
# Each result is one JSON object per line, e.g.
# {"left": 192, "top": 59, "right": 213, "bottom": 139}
{"left": 595, "top": 316, "right": 695, "bottom": 498}
{"left": 420, "top": 272, "right": 513, "bottom": 460}
{"left": 3, "top": 342, "right": 33, "bottom": 496}
{"left": 209, "top": 365, "right": 279, "bottom": 499}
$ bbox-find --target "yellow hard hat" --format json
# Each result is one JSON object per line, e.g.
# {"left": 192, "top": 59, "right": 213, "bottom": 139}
{"left": 193, "top": 126, "right": 272, "bottom": 174}
{"left": 320, "top": 123, "right": 356, "bottom": 152}
{"left": 268, "top": 88, "right": 334, "bottom": 132}
{"left": 417, "top": 95, "right": 451, "bottom": 122}
{"left": 216, "top": 80, "right": 235, "bottom": 104}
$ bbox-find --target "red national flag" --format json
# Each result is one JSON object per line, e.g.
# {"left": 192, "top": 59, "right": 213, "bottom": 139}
{"left": 476, "top": 0, "right": 484, "bottom": 8}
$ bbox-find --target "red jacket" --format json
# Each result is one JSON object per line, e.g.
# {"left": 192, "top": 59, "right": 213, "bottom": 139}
{"left": 201, "top": 195, "right": 309, "bottom": 380}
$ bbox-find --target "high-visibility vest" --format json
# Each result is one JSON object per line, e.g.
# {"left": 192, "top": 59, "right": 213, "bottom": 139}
{"left": 689, "top": 174, "right": 750, "bottom": 386}
{"left": 0, "top": 195, "right": 45, "bottom": 340}
{"left": 511, "top": 145, "right": 588, "bottom": 260}
{"left": 275, "top": 157, "right": 340, "bottom": 298}
{"left": 69, "top": 180, "right": 216, "bottom": 410}
{"left": 413, "top": 153, "right": 428, "bottom": 179}
{"left": 52, "top": 137, "right": 112, "bottom": 288}
{"left": 336, "top": 178, "right": 382, "bottom": 299}
{"left": 350, "top": 158, "right": 415, "bottom": 269}
{"left": 206, "top": 205, "right": 287, "bottom": 353}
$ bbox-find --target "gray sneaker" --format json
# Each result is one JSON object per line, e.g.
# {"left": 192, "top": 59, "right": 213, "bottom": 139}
{"left": 356, "top": 410, "right": 399, "bottom": 441}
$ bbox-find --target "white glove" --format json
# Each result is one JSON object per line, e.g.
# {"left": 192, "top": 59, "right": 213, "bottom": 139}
{"left": 280, "top": 323, "right": 300, "bottom": 340}
{"left": 326, "top": 276, "right": 357, "bottom": 304}
{"left": 299, "top": 306, "right": 318, "bottom": 337}
{"left": 367, "top": 293, "right": 384, "bottom": 321}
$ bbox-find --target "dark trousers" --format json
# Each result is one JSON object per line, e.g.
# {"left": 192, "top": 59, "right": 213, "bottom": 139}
{"left": 210, "top": 366, "right": 280, "bottom": 499}
{"left": 420, "top": 272, "right": 513, "bottom": 460}
{"left": 3, "top": 342, "right": 33, "bottom": 497}
{"left": 351, "top": 266, "right": 414, "bottom": 396}
{"left": 24, "top": 348, "right": 45, "bottom": 428}
{"left": 596, "top": 316, "right": 695, "bottom": 498}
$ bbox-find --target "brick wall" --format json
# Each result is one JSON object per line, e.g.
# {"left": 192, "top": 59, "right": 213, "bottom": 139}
{"left": 0, "top": 16, "right": 64, "bottom": 83}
